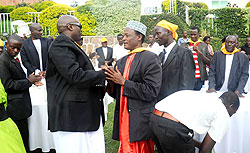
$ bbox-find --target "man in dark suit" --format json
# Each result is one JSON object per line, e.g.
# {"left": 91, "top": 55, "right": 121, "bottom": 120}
{"left": 96, "top": 37, "right": 113, "bottom": 68}
{"left": 46, "top": 15, "right": 106, "bottom": 153}
{"left": 21, "top": 23, "right": 52, "bottom": 76}
{"left": 181, "top": 27, "right": 212, "bottom": 90}
{"left": 105, "top": 21, "right": 162, "bottom": 153}
{"left": 155, "top": 20, "right": 195, "bottom": 101}
{"left": 207, "top": 35, "right": 249, "bottom": 97}
{"left": 0, "top": 34, "right": 42, "bottom": 153}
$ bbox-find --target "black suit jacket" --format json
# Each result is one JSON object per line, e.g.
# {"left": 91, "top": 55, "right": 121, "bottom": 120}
{"left": 21, "top": 37, "right": 52, "bottom": 75}
{"left": 208, "top": 51, "right": 249, "bottom": 93}
{"left": 157, "top": 44, "right": 195, "bottom": 101}
{"left": 181, "top": 42, "right": 211, "bottom": 81}
{"left": 96, "top": 46, "right": 113, "bottom": 68}
{"left": 108, "top": 51, "right": 162, "bottom": 142}
{"left": 0, "top": 51, "right": 32, "bottom": 120}
{"left": 46, "top": 34, "right": 106, "bottom": 132}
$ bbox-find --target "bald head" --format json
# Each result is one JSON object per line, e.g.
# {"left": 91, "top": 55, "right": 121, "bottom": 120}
{"left": 30, "top": 23, "right": 43, "bottom": 39}
{"left": 57, "top": 15, "right": 79, "bottom": 34}
{"left": 30, "top": 23, "right": 42, "bottom": 31}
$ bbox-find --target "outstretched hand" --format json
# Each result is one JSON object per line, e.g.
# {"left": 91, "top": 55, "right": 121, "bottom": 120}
{"left": 105, "top": 66, "right": 125, "bottom": 86}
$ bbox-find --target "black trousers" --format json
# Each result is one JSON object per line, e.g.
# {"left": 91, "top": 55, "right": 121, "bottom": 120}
{"left": 149, "top": 114, "right": 194, "bottom": 153}
{"left": 14, "top": 118, "right": 30, "bottom": 153}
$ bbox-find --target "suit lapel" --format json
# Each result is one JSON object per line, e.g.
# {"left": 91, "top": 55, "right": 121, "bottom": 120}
{"left": 29, "top": 38, "right": 40, "bottom": 66}
{"left": 128, "top": 53, "right": 141, "bottom": 80}
{"left": 99, "top": 48, "right": 105, "bottom": 60}
{"left": 162, "top": 44, "right": 178, "bottom": 70}
{"left": 106, "top": 48, "right": 111, "bottom": 60}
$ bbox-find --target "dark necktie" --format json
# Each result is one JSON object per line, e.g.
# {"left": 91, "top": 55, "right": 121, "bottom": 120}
{"left": 16, "top": 58, "right": 20, "bottom": 63}
{"left": 162, "top": 49, "right": 167, "bottom": 64}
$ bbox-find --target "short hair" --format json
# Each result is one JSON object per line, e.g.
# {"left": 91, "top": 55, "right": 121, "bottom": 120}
{"left": 8, "top": 34, "right": 23, "bottom": 43}
{"left": 190, "top": 26, "right": 200, "bottom": 33}
{"left": 203, "top": 36, "right": 210, "bottom": 42}
{"left": 117, "top": 34, "right": 123, "bottom": 37}
{"left": 89, "top": 52, "right": 97, "bottom": 59}
{"left": 135, "top": 30, "right": 145, "bottom": 43}
{"left": 219, "top": 91, "right": 240, "bottom": 109}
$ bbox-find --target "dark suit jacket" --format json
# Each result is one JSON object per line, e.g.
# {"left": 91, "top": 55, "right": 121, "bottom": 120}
{"left": 181, "top": 42, "right": 211, "bottom": 81}
{"left": 46, "top": 34, "right": 106, "bottom": 132}
{"left": 21, "top": 37, "right": 52, "bottom": 75}
{"left": 157, "top": 44, "right": 195, "bottom": 101}
{"left": 108, "top": 51, "right": 162, "bottom": 142}
{"left": 96, "top": 46, "right": 113, "bottom": 68}
{"left": 0, "top": 51, "right": 32, "bottom": 120}
{"left": 208, "top": 51, "right": 249, "bottom": 93}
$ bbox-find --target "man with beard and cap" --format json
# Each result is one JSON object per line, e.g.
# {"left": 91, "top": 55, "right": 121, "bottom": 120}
{"left": 46, "top": 15, "right": 106, "bottom": 153}
{"left": 105, "top": 20, "right": 162, "bottom": 153}
{"left": 20, "top": 23, "right": 52, "bottom": 77}
{"left": 207, "top": 35, "right": 249, "bottom": 97}
{"left": 155, "top": 20, "right": 195, "bottom": 101}
{"left": 0, "top": 34, "right": 42, "bottom": 153}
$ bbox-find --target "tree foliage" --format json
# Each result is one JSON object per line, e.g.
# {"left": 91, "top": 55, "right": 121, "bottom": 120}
{"left": 39, "top": 4, "right": 96, "bottom": 36}
{"left": 10, "top": 7, "right": 37, "bottom": 22}
{"left": 140, "top": 13, "right": 189, "bottom": 42}
{"left": 31, "top": 1, "right": 56, "bottom": 12}
{"left": 77, "top": 0, "right": 141, "bottom": 36}
{"left": 189, "top": 8, "right": 248, "bottom": 38}
{"left": 0, "top": 5, "right": 15, "bottom": 13}
{"left": 246, "top": 1, "right": 250, "bottom": 8}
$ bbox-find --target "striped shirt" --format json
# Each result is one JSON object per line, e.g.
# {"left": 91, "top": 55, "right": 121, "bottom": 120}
{"left": 188, "top": 42, "right": 200, "bottom": 79}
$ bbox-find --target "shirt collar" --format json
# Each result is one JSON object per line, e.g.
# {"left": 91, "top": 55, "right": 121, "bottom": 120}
{"left": 164, "top": 41, "right": 176, "bottom": 53}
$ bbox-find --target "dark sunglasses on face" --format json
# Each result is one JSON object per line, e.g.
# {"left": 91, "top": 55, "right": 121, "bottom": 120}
{"left": 68, "top": 23, "right": 82, "bottom": 29}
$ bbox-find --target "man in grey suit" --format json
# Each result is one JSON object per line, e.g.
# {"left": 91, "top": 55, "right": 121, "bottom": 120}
{"left": 96, "top": 37, "right": 113, "bottom": 68}
{"left": 155, "top": 20, "right": 195, "bottom": 101}
{"left": 207, "top": 35, "right": 249, "bottom": 97}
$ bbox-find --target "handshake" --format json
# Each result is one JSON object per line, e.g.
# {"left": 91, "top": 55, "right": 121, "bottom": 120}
{"left": 100, "top": 64, "right": 126, "bottom": 86}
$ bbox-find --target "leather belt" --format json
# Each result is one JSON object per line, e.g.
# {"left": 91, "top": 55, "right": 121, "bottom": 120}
{"left": 153, "top": 109, "right": 180, "bottom": 123}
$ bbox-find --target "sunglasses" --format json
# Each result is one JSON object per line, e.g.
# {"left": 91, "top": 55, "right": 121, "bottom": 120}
{"left": 67, "top": 23, "right": 82, "bottom": 29}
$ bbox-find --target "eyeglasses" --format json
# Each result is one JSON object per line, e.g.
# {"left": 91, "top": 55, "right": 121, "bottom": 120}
{"left": 68, "top": 22, "right": 82, "bottom": 29}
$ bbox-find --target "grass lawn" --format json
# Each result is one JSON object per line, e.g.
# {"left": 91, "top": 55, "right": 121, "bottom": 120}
{"left": 104, "top": 101, "right": 120, "bottom": 153}
{"left": 104, "top": 101, "right": 158, "bottom": 153}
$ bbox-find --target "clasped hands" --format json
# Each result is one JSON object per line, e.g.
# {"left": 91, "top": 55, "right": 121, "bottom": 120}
{"left": 101, "top": 64, "right": 125, "bottom": 86}
{"left": 28, "top": 71, "right": 46, "bottom": 87}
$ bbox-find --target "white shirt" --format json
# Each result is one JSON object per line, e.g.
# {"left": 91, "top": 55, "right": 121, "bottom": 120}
{"left": 102, "top": 47, "right": 108, "bottom": 59}
{"left": 162, "top": 41, "right": 176, "bottom": 64}
{"left": 32, "top": 39, "right": 43, "bottom": 71}
{"left": 219, "top": 54, "right": 234, "bottom": 92}
{"left": 155, "top": 90, "right": 230, "bottom": 143}
{"left": 113, "top": 44, "right": 128, "bottom": 60}
{"left": 148, "top": 42, "right": 163, "bottom": 55}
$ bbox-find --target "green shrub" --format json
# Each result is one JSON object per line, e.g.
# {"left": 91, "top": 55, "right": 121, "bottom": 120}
{"left": 80, "top": 0, "right": 141, "bottom": 36}
{"left": 31, "top": 1, "right": 56, "bottom": 12}
{"left": 0, "top": 5, "right": 15, "bottom": 13}
{"left": 140, "top": 13, "right": 189, "bottom": 42}
{"left": 39, "top": 4, "right": 96, "bottom": 36}
{"left": 162, "top": 0, "right": 177, "bottom": 13}
{"left": 10, "top": 7, "right": 37, "bottom": 22}
{"left": 246, "top": 1, "right": 250, "bottom": 8}
{"left": 189, "top": 8, "right": 248, "bottom": 38}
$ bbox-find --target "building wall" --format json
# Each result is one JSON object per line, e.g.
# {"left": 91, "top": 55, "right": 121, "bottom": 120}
{"left": 82, "top": 36, "right": 117, "bottom": 55}
{"left": 0, "top": 0, "right": 48, "bottom": 6}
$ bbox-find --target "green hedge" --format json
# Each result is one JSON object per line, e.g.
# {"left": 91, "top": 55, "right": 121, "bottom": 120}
{"left": 246, "top": 1, "right": 250, "bottom": 8}
{"left": 77, "top": 0, "right": 141, "bottom": 36}
{"left": 189, "top": 8, "right": 248, "bottom": 38}
{"left": 31, "top": 1, "right": 56, "bottom": 12}
{"left": 10, "top": 7, "right": 37, "bottom": 22}
{"left": 0, "top": 5, "right": 15, "bottom": 13}
{"left": 140, "top": 13, "right": 189, "bottom": 41}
